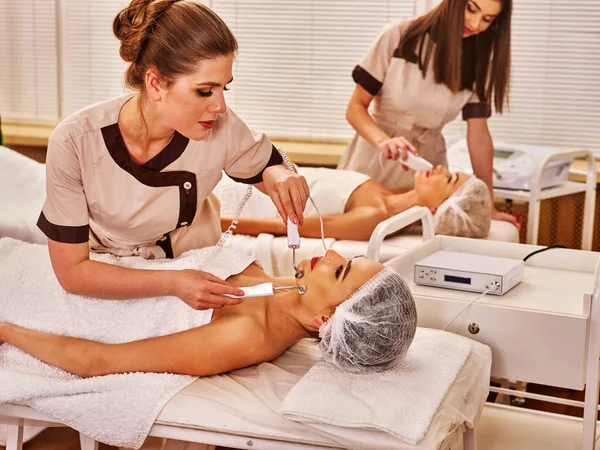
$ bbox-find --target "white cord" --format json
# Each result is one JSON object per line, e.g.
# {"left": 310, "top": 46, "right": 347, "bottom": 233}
{"left": 279, "top": 148, "right": 328, "bottom": 252}
{"left": 442, "top": 287, "right": 492, "bottom": 331}
{"left": 204, "top": 148, "right": 329, "bottom": 273}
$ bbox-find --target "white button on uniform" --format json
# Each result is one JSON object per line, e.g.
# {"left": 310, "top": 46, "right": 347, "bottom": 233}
{"left": 183, "top": 181, "right": 192, "bottom": 190}
{"left": 180, "top": 221, "right": 188, "bottom": 226}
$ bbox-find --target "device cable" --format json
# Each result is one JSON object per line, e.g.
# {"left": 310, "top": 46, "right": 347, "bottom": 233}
{"left": 522, "top": 245, "right": 567, "bottom": 262}
{"left": 442, "top": 285, "right": 495, "bottom": 331}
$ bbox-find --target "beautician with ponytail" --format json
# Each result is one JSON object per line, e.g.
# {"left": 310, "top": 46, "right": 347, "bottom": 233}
{"left": 37, "top": 0, "right": 309, "bottom": 310}
{"left": 338, "top": 0, "right": 518, "bottom": 227}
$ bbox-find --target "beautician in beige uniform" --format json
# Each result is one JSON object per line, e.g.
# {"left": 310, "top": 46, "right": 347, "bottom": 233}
{"left": 37, "top": 0, "right": 309, "bottom": 310}
{"left": 338, "top": 0, "right": 517, "bottom": 226}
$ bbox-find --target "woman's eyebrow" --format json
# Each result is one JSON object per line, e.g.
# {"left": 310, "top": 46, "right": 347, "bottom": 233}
{"left": 469, "top": 0, "right": 483, "bottom": 12}
{"left": 342, "top": 259, "right": 353, "bottom": 282}
{"left": 470, "top": 0, "right": 498, "bottom": 18}
{"left": 342, "top": 255, "right": 366, "bottom": 281}
{"left": 196, "top": 77, "right": 234, "bottom": 87}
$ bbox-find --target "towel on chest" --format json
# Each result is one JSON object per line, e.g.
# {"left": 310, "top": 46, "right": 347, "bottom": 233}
{"left": 280, "top": 327, "right": 473, "bottom": 445}
{"left": 0, "top": 238, "right": 255, "bottom": 449}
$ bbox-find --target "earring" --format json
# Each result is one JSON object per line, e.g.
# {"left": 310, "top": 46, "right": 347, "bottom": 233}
{"left": 298, "top": 285, "right": 307, "bottom": 295}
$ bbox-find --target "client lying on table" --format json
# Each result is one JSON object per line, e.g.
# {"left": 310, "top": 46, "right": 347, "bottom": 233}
{"left": 216, "top": 165, "right": 491, "bottom": 240}
{"left": 0, "top": 246, "right": 416, "bottom": 377}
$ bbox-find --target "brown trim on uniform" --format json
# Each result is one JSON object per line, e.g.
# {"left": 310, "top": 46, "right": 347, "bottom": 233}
{"left": 462, "top": 103, "right": 492, "bottom": 120}
{"left": 101, "top": 123, "right": 197, "bottom": 229}
{"left": 392, "top": 47, "right": 419, "bottom": 64}
{"left": 227, "top": 145, "right": 284, "bottom": 184}
{"left": 37, "top": 212, "right": 89, "bottom": 244}
{"left": 156, "top": 234, "right": 174, "bottom": 259}
{"left": 141, "top": 131, "right": 189, "bottom": 172}
{"left": 352, "top": 65, "right": 382, "bottom": 96}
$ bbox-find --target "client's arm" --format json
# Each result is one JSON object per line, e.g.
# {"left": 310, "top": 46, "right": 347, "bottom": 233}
{"left": 0, "top": 319, "right": 275, "bottom": 378}
{"left": 223, "top": 207, "right": 388, "bottom": 241}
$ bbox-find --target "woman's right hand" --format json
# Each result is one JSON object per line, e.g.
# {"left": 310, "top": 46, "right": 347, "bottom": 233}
{"left": 377, "top": 137, "right": 418, "bottom": 170}
{"left": 173, "top": 270, "right": 245, "bottom": 310}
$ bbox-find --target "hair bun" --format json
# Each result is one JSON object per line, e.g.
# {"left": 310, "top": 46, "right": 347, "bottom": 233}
{"left": 113, "top": 0, "right": 178, "bottom": 63}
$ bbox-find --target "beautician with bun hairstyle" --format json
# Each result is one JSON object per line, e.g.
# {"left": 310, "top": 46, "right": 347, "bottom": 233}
{"left": 37, "top": 0, "right": 309, "bottom": 310}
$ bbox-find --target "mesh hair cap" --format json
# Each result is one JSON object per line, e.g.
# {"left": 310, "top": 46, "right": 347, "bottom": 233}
{"left": 319, "top": 267, "right": 417, "bottom": 373}
{"left": 434, "top": 177, "right": 491, "bottom": 238}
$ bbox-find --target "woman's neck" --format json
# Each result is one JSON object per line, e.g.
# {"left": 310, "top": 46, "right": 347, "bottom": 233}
{"left": 265, "top": 284, "right": 317, "bottom": 339}
{"left": 118, "top": 94, "right": 175, "bottom": 164}
{"left": 383, "top": 189, "right": 421, "bottom": 216}
{"left": 234, "top": 270, "right": 317, "bottom": 337}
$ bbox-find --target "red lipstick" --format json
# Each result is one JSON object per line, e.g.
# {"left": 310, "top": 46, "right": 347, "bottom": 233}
{"left": 311, "top": 256, "right": 321, "bottom": 271}
{"left": 199, "top": 120, "right": 214, "bottom": 129}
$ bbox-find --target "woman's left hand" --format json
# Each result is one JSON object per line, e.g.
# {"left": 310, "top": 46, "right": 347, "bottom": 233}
{"left": 492, "top": 208, "right": 521, "bottom": 230}
{"left": 261, "top": 165, "right": 310, "bottom": 225}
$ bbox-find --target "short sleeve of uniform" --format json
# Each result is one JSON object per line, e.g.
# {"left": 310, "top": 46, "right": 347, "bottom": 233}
{"left": 462, "top": 91, "right": 492, "bottom": 120}
{"left": 37, "top": 136, "right": 89, "bottom": 243}
{"left": 352, "top": 22, "right": 404, "bottom": 96}
{"left": 223, "top": 108, "right": 283, "bottom": 184}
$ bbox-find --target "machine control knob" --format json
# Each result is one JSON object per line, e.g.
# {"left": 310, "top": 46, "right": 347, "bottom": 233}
{"left": 468, "top": 322, "right": 480, "bottom": 335}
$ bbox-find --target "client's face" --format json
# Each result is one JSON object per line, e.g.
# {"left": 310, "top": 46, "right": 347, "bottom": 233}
{"left": 296, "top": 250, "right": 383, "bottom": 328}
{"left": 414, "top": 166, "right": 471, "bottom": 209}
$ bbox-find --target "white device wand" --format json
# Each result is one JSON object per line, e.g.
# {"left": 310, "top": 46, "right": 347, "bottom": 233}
{"left": 224, "top": 282, "right": 307, "bottom": 298}
{"left": 278, "top": 150, "right": 328, "bottom": 279}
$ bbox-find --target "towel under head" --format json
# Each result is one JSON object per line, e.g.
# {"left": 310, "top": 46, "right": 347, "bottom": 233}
{"left": 282, "top": 328, "right": 483, "bottom": 445}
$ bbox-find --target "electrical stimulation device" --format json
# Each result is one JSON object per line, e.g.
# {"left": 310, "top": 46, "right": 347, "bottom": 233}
{"left": 448, "top": 139, "right": 572, "bottom": 191}
{"left": 414, "top": 250, "right": 524, "bottom": 295}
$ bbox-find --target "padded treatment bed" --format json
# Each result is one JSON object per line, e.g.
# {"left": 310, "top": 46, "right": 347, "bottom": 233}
{"left": 1, "top": 336, "right": 491, "bottom": 450}
{"left": 0, "top": 145, "right": 518, "bottom": 277}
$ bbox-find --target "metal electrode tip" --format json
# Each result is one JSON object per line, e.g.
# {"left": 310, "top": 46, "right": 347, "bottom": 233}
{"left": 298, "top": 285, "right": 307, "bottom": 295}
{"left": 295, "top": 269, "right": 304, "bottom": 279}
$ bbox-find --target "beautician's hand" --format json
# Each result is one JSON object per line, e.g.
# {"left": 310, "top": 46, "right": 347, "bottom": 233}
{"left": 492, "top": 208, "right": 521, "bottom": 230}
{"left": 262, "top": 165, "right": 310, "bottom": 226}
{"left": 173, "top": 270, "right": 245, "bottom": 310}
{"left": 377, "top": 137, "right": 418, "bottom": 171}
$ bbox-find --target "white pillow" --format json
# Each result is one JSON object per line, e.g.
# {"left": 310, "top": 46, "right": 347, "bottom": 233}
{"left": 281, "top": 328, "right": 478, "bottom": 445}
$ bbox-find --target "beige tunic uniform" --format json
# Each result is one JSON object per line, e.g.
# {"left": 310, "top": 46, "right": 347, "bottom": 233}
{"left": 37, "top": 95, "right": 283, "bottom": 259}
{"left": 337, "top": 20, "right": 491, "bottom": 191}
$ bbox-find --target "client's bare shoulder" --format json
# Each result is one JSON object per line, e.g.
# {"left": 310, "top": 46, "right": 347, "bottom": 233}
{"left": 208, "top": 310, "right": 294, "bottom": 369}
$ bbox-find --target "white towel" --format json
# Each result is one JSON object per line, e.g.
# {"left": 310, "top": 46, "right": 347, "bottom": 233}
{"left": 226, "top": 232, "right": 275, "bottom": 276}
{"left": 0, "top": 146, "right": 47, "bottom": 244}
{"left": 280, "top": 328, "right": 473, "bottom": 445}
{"left": 0, "top": 238, "right": 255, "bottom": 449}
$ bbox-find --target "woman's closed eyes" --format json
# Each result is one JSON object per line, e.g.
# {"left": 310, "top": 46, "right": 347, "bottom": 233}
{"left": 197, "top": 86, "right": 230, "bottom": 97}
{"left": 466, "top": 1, "right": 495, "bottom": 24}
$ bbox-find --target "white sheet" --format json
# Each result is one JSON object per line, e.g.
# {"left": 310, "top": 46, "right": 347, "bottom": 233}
{"left": 153, "top": 337, "right": 491, "bottom": 450}
{"left": 1, "top": 337, "right": 490, "bottom": 449}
